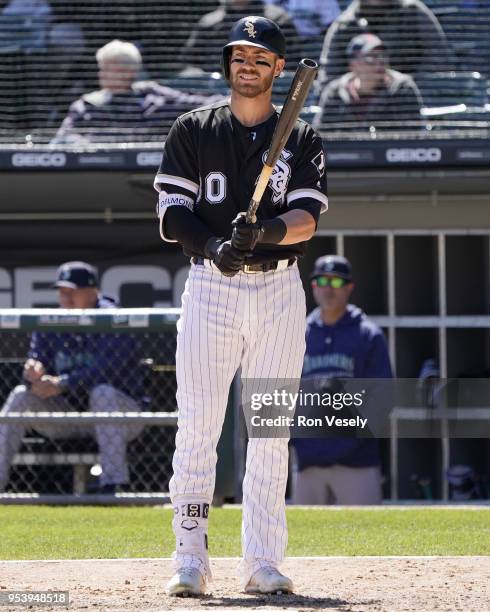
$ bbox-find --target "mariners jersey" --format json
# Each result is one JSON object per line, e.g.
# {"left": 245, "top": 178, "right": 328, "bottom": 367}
{"left": 293, "top": 304, "right": 392, "bottom": 470}
{"left": 154, "top": 100, "right": 328, "bottom": 261}
{"left": 28, "top": 296, "right": 145, "bottom": 408}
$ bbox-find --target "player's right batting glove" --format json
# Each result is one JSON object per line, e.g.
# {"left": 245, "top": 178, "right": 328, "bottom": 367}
{"left": 204, "top": 237, "right": 246, "bottom": 277}
{"left": 231, "top": 212, "right": 288, "bottom": 250}
{"left": 231, "top": 212, "right": 264, "bottom": 251}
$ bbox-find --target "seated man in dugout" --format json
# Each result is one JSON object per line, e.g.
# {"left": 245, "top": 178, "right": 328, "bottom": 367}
{"left": 0, "top": 261, "right": 145, "bottom": 494}
{"left": 52, "top": 39, "right": 221, "bottom": 144}
{"left": 314, "top": 33, "right": 423, "bottom": 132}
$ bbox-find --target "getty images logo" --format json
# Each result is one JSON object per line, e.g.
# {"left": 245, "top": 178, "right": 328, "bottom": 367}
{"left": 386, "top": 148, "right": 442, "bottom": 163}
{"left": 12, "top": 153, "right": 67, "bottom": 168}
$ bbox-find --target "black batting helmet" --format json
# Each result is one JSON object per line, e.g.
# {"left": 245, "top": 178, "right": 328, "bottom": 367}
{"left": 222, "top": 16, "right": 286, "bottom": 80}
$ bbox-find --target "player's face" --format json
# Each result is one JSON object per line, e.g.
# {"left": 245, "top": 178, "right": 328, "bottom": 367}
{"left": 229, "top": 45, "right": 284, "bottom": 98}
{"left": 312, "top": 275, "right": 354, "bottom": 314}
{"left": 58, "top": 287, "right": 98, "bottom": 309}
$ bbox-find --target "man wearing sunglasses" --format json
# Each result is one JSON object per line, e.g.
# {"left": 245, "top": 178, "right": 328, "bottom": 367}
{"left": 291, "top": 254, "right": 392, "bottom": 505}
{"left": 314, "top": 33, "right": 423, "bottom": 131}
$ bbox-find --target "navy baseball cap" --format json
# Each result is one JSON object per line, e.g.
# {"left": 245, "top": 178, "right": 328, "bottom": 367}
{"left": 310, "top": 255, "right": 353, "bottom": 281}
{"left": 222, "top": 16, "right": 286, "bottom": 79}
{"left": 54, "top": 261, "right": 98, "bottom": 289}
{"left": 224, "top": 16, "right": 286, "bottom": 57}
{"left": 347, "top": 33, "right": 385, "bottom": 58}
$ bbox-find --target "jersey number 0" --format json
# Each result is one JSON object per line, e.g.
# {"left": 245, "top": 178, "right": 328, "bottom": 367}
{"left": 205, "top": 172, "right": 227, "bottom": 204}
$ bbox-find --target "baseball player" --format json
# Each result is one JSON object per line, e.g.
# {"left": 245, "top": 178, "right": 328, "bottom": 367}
{"left": 154, "top": 15, "right": 328, "bottom": 596}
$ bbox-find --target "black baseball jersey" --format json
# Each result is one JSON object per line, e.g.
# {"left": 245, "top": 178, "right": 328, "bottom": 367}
{"left": 154, "top": 100, "right": 328, "bottom": 262}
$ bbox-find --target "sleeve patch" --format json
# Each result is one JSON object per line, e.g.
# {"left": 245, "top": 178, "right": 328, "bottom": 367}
{"left": 157, "top": 191, "right": 194, "bottom": 243}
{"left": 311, "top": 151, "right": 326, "bottom": 177}
{"left": 158, "top": 191, "right": 194, "bottom": 214}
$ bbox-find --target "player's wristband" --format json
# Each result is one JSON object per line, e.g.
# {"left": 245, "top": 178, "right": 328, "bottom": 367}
{"left": 260, "top": 218, "right": 287, "bottom": 245}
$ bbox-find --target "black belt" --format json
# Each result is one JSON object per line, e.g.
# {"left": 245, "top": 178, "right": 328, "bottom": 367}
{"left": 191, "top": 256, "right": 296, "bottom": 273}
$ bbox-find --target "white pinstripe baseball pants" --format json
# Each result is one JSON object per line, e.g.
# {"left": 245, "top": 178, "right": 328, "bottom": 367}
{"left": 169, "top": 260, "right": 306, "bottom": 581}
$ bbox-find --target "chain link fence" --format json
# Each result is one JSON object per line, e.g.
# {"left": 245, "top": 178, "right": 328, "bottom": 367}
{"left": 0, "top": 309, "right": 180, "bottom": 502}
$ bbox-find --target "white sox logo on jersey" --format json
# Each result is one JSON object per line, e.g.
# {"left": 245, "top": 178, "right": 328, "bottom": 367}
{"left": 243, "top": 19, "right": 257, "bottom": 38}
{"left": 263, "top": 149, "right": 292, "bottom": 206}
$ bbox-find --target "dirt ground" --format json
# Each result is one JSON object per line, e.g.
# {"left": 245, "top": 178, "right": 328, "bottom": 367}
{"left": 1, "top": 556, "right": 488, "bottom": 611}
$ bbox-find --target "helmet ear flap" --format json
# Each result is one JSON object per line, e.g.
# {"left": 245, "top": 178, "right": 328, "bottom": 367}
{"left": 222, "top": 47, "right": 232, "bottom": 80}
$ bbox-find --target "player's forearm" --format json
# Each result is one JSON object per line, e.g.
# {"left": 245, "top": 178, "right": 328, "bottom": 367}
{"left": 164, "top": 205, "right": 215, "bottom": 256}
{"left": 276, "top": 209, "right": 316, "bottom": 244}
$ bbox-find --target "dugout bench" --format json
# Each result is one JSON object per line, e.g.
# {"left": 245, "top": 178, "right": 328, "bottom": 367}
{"left": 1, "top": 356, "right": 179, "bottom": 497}
{"left": 12, "top": 435, "right": 100, "bottom": 494}
{"left": 4, "top": 412, "right": 179, "bottom": 498}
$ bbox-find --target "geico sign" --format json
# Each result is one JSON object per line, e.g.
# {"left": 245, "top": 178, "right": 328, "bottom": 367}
{"left": 12, "top": 153, "right": 67, "bottom": 167}
{"left": 386, "top": 148, "right": 442, "bottom": 163}
{"left": 0, "top": 265, "right": 190, "bottom": 308}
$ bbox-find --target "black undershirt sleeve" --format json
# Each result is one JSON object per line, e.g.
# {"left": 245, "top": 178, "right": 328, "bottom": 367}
{"left": 164, "top": 205, "right": 216, "bottom": 257}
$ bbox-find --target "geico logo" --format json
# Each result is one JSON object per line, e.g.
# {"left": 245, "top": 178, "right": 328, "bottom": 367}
{"left": 12, "top": 153, "right": 67, "bottom": 167}
{"left": 0, "top": 264, "right": 190, "bottom": 308}
{"left": 386, "top": 148, "right": 442, "bottom": 163}
{"left": 136, "top": 152, "right": 163, "bottom": 166}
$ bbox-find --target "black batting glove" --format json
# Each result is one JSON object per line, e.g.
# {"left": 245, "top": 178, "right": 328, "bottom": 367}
{"left": 215, "top": 241, "right": 248, "bottom": 276}
{"left": 231, "top": 212, "right": 264, "bottom": 251}
{"left": 204, "top": 237, "right": 246, "bottom": 277}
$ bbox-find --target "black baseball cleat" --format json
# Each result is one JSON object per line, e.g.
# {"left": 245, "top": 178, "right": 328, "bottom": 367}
{"left": 244, "top": 566, "right": 294, "bottom": 594}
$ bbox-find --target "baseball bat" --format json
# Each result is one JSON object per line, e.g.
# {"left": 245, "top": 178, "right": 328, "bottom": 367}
{"left": 245, "top": 58, "right": 318, "bottom": 224}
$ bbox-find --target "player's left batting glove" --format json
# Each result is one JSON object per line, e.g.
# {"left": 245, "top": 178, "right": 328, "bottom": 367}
{"left": 204, "top": 237, "right": 246, "bottom": 277}
{"left": 231, "top": 212, "right": 264, "bottom": 251}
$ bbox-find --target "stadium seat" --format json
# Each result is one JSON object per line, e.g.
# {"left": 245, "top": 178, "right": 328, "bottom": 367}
{"left": 416, "top": 71, "right": 488, "bottom": 120}
{"left": 423, "top": 4, "right": 490, "bottom": 75}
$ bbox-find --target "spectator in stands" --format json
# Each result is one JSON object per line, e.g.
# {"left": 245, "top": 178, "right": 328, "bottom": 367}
{"left": 319, "top": 0, "right": 452, "bottom": 84}
{"left": 0, "top": 261, "right": 145, "bottom": 494}
{"left": 52, "top": 39, "right": 221, "bottom": 144}
{"left": 291, "top": 255, "right": 393, "bottom": 505}
{"left": 314, "top": 33, "right": 423, "bottom": 131}
{"left": 0, "top": 0, "right": 52, "bottom": 51}
{"left": 180, "top": 0, "right": 302, "bottom": 74}
{"left": 264, "top": 0, "right": 341, "bottom": 58}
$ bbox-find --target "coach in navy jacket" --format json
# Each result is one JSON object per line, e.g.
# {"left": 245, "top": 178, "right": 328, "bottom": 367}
{"left": 292, "top": 254, "right": 392, "bottom": 504}
{"left": 0, "top": 261, "right": 144, "bottom": 494}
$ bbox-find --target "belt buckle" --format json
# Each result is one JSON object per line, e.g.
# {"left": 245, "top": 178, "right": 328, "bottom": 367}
{"left": 242, "top": 263, "right": 260, "bottom": 274}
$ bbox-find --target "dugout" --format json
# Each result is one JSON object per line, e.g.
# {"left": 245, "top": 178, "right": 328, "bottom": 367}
{"left": 1, "top": 0, "right": 490, "bottom": 504}
{"left": 1, "top": 147, "right": 489, "bottom": 501}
